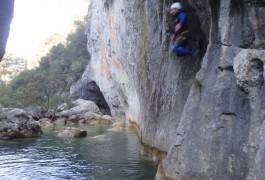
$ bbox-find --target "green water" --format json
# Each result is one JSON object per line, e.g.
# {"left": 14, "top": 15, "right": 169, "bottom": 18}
{"left": 0, "top": 124, "right": 157, "bottom": 180}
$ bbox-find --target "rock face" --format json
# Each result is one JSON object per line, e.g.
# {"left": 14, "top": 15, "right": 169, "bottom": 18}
{"left": 0, "top": 0, "right": 14, "bottom": 61}
{"left": 71, "top": 80, "right": 111, "bottom": 116}
{"left": 83, "top": 0, "right": 265, "bottom": 179}
{"left": 0, "top": 108, "right": 42, "bottom": 139}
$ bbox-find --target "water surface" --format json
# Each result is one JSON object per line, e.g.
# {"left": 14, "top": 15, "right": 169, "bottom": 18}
{"left": 0, "top": 124, "right": 157, "bottom": 180}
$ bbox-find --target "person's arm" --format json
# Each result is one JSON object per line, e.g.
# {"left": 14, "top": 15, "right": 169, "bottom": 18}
{"left": 174, "top": 12, "right": 186, "bottom": 36}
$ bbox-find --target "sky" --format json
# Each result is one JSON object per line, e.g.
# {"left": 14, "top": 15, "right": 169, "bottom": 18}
{"left": 6, "top": 0, "right": 90, "bottom": 59}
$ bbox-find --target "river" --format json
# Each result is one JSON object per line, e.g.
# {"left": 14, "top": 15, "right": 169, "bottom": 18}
{"left": 0, "top": 124, "right": 157, "bottom": 180}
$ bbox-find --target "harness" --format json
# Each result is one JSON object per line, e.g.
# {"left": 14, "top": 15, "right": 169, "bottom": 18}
{"left": 177, "top": 30, "right": 189, "bottom": 41}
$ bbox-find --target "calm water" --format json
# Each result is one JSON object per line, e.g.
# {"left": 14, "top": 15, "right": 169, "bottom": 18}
{"left": 0, "top": 124, "right": 157, "bottom": 180}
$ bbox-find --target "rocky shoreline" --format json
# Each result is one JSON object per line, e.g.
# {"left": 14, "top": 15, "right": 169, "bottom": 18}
{"left": 0, "top": 107, "right": 42, "bottom": 140}
{"left": 0, "top": 99, "right": 124, "bottom": 139}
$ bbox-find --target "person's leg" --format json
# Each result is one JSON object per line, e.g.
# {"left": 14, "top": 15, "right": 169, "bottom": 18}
{"left": 172, "top": 40, "right": 191, "bottom": 56}
{"left": 176, "top": 46, "right": 192, "bottom": 55}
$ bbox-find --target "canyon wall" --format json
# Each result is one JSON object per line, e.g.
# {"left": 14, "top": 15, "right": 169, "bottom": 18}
{"left": 79, "top": 0, "right": 265, "bottom": 179}
{"left": 1, "top": 0, "right": 264, "bottom": 179}
{"left": 81, "top": 0, "right": 207, "bottom": 151}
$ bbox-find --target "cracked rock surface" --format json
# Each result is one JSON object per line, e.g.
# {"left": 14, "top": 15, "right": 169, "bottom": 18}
{"left": 83, "top": 0, "right": 265, "bottom": 179}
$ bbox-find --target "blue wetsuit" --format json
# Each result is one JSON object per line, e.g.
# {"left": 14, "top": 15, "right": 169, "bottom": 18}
{"left": 172, "top": 11, "right": 192, "bottom": 56}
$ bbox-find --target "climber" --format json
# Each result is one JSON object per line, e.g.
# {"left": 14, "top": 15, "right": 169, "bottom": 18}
{"left": 170, "top": 2, "right": 193, "bottom": 57}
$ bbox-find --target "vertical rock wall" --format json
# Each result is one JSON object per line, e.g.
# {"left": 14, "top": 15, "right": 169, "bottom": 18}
{"left": 0, "top": 0, "right": 14, "bottom": 61}
{"left": 84, "top": 0, "right": 206, "bottom": 151}
{"left": 162, "top": 0, "right": 265, "bottom": 179}
{"left": 83, "top": 0, "right": 265, "bottom": 179}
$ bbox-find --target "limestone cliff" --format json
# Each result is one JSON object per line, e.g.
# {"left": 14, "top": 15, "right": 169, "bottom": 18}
{"left": 80, "top": 0, "right": 265, "bottom": 179}
{"left": 0, "top": 0, "right": 14, "bottom": 61}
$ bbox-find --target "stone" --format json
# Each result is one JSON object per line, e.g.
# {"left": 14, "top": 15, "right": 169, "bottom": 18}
{"left": 234, "top": 49, "right": 265, "bottom": 93}
{"left": 39, "top": 118, "right": 54, "bottom": 128}
{"left": 78, "top": 119, "right": 86, "bottom": 124}
{"left": 53, "top": 118, "right": 66, "bottom": 125}
{"left": 55, "top": 99, "right": 101, "bottom": 118}
{"left": 88, "top": 118, "right": 114, "bottom": 125}
{"left": 84, "top": 112, "right": 96, "bottom": 120}
{"left": 68, "top": 115, "right": 77, "bottom": 121}
{"left": 58, "top": 127, "right": 87, "bottom": 138}
{"left": 0, "top": 108, "right": 42, "bottom": 139}
{"left": 102, "top": 115, "right": 113, "bottom": 121}
{"left": 25, "top": 105, "right": 46, "bottom": 119}
{"left": 85, "top": 113, "right": 114, "bottom": 125}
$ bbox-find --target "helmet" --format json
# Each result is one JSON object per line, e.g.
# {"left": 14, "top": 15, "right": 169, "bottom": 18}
{"left": 170, "top": 2, "right": 181, "bottom": 10}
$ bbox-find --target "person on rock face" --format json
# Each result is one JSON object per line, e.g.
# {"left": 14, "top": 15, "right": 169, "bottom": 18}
{"left": 170, "top": 2, "right": 194, "bottom": 57}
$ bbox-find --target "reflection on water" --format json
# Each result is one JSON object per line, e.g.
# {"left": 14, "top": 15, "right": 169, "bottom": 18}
{"left": 0, "top": 124, "right": 157, "bottom": 180}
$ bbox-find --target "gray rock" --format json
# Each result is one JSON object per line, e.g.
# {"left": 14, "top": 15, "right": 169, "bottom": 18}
{"left": 39, "top": 118, "right": 54, "bottom": 129}
{"left": 254, "top": 121, "right": 265, "bottom": 180}
{"left": 84, "top": 0, "right": 265, "bottom": 179}
{"left": 234, "top": 49, "right": 265, "bottom": 93}
{"left": 53, "top": 118, "right": 66, "bottom": 125}
{"left": 86, "top": 113, "right": 114, "bottom": 125}
{"left": 39, "top": 118, "right": 52, "bottom": 123}
{"left": 25, "top": 105, "right": 46, "bottom": 119}
{"left": 78, "top": 119, "right": 86, "bottom": 124}
{"left": 0, "top": 108, "right": 42, "bottom": 139}
{"left": 68, "top": 115, "right": 77, "bottom": 121}
{"left": 58, "top": 127, "right": 87, "bottom": 138}
{"left": 55, "top": 99, "right": 101, "bottom": 118}
{"left": 102, "top": 115, "right": 113, "bottom": 121}
{"left": 84, "top": 112, "right": 96, "bottom": 120}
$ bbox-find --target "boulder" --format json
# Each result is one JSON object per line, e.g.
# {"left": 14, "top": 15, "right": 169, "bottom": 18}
{"left": 39, "top": 118, "right": 54, "bottom": 128}
{"left": 78, "top": 119, "right": 86, "bottom": 124}
{"left": 25, "top": 105, "right": 46, "bottom": 119}
{"left": 58, "top": 127, "right": 87, "bottom": 138}
{"left": 86, "top": 114, "right": 114, "bottom": 125}
{"left": 102, "top": 115, "right": 113, "bottom": 121}
{"left": 55, "top": 99, "right": 101, "bottom": 119}
{"left": 53, "top": 117, "right": 66, "bottom": 125}
{"left": 0, "top": 108, "right": 42, "bottom": 139}
{"left": 84, "top": 112, "right": 97, "bottom": 119}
